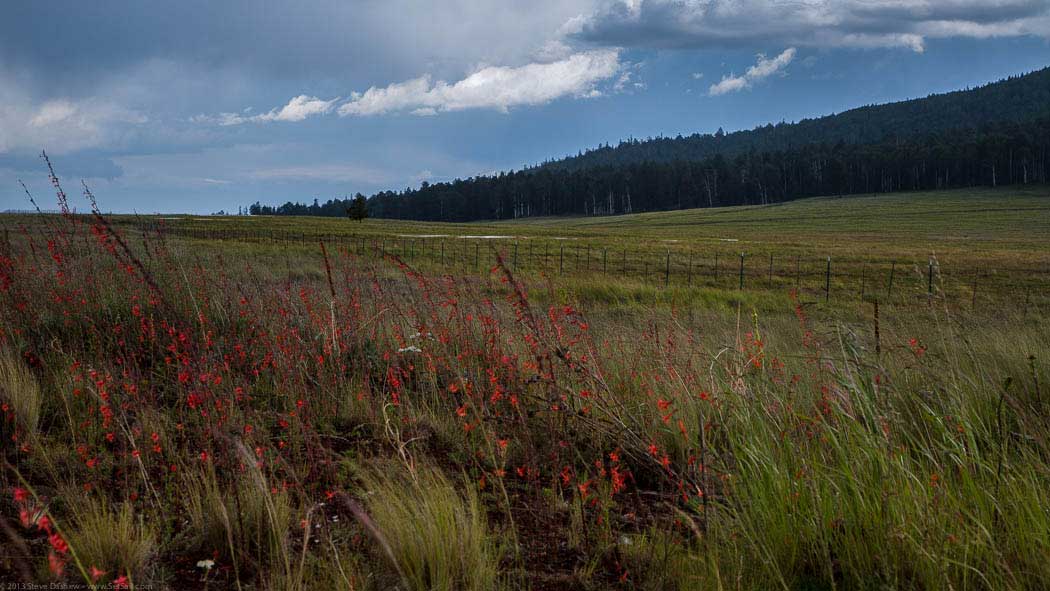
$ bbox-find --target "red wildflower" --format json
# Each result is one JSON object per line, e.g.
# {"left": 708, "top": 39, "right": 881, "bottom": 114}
{"left": 48, "top": 551, "right": 65, "bottom": 577}
{"left": 49, "top": 532, "right": 69, "bottom": 554}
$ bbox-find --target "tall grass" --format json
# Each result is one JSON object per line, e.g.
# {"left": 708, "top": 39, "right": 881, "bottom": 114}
{"left": 356, "top": 464, "right": 503, "bottom": 591}
{"left": 65, "top": 497, "right": 156, "bottom": 581}
{"left": 0, "top": 348, "right": 41, "bottom": 435}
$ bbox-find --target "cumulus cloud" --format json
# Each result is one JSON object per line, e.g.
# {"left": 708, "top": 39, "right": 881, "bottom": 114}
{"left": 196, "top": 95, "right": 339, "bottom": 126}
{"left": 709, "top": 48, "right": 796, "bottom": 95}
{"left": 570, "top": 0, "right": 1050, "bottom": 52}
{"left": 338, "top": 50, "right": 621, "bottom": 116}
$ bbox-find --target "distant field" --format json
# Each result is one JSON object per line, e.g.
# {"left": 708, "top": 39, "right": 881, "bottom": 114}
{"left": 67, "top": 185, "right": 1047, "bottom": 314}
{"left": 87, "top": 185, "right": 1049, "bottom": 263}
{"left": 5, "top": 187, "right": 1048, "bottom": 312}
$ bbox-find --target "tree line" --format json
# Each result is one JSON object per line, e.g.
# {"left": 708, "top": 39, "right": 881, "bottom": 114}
{"left": 248, "top": 117, "right": 1050, "bottom": 221}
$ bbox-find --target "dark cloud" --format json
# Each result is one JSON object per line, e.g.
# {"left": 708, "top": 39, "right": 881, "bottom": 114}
{"left": 2, "top": 0, "right": 592, "bottom": 89}
{"left": 569, "top": 0, "right": 1050, "bottom": 52}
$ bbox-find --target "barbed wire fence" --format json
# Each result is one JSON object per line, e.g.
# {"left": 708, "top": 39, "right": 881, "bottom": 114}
{"left": 121, "top": 224, "right": 1049, "bottom": 314}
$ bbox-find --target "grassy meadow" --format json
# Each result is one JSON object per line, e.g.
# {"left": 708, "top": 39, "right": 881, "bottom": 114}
{"left": 1, "top": 185, "right": 1049, "bottom": 589}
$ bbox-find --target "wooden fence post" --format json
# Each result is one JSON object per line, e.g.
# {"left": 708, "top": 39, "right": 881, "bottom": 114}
{"left": 738, "top": 253, "right": 745, "bottom": 290}
{"left": 825, "top": 257, "right": 831, "bottom": 302}
{"left": 887, "top": 261, "right": 896, "bottom": 299}
{"left": 664, "top": 251, "right": 670, "bottom": 288}
{"left": 603, "top": 248, "right": 608, "bottom": 274}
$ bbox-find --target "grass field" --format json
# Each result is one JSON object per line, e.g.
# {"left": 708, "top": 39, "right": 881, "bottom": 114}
{"left": 1, "top": 185, "right": 1049, "bottom": 589}
{"left": 84, "top": 185, "right": 1050, "bottom": 315}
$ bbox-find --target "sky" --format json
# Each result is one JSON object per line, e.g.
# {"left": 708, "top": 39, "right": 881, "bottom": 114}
{"left": 3, "top": 0, "right": 1050, "bottom": 214}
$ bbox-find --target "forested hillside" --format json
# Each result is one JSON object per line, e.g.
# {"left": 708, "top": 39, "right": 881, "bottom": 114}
{"left": 249, "top": 67, "right": 1050, "bottom": 221}
{"left": 542, "top": 67, "right": 1050, "bottom": 171}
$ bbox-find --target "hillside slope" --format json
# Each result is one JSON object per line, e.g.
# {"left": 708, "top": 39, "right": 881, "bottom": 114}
{"left": 543, "top": 67, "right": 1050, "bottom": 171}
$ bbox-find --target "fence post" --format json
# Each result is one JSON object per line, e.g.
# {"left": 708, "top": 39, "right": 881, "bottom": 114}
{"left": 622, "top": 249, "right": 627, "bottom": 277}
{"left": 513, "top": 242, "right": 518, "bottom": 268}
{"left": 687, "top": 255, "right": 693, "bottom": 286}
{"left": 603, "top": 249, "right": 608, "bottom": 274}
{"left": 586, "top": 246, "right": 591, "bottom": 271}
{"left": 874, "top": 299, "right": 881, "bottom": 357}
{"left": 559, "top": 245, "right": 564, "bottom": 273}
{"left": 768, "top": 253, "right": 774, "bottom": 286}
{"left": 738, "top": 253, "right": 745, "bottom": 290}
{"left": 887, "top": 261, "right": 896, "bottom": 299}
{"left": 664, "top": 251, "right": 670, "bottom": 288}
{"left": 825, "top": 257, "right": 831, "bottom": 302}
{"left": 927, "top": 259, "right": 934, "bottom": 297}
{"left": 714, "top": 253, "right": 719, "bottom": 282}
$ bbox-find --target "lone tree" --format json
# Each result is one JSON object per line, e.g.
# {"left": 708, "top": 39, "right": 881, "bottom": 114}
{"left": 347, "top": 193, "right": 368, "bottom": 222}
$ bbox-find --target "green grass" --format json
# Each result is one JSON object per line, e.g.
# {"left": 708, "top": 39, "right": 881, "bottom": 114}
{"left": 80, "top": 185, "right": 1050, "bottom": 263}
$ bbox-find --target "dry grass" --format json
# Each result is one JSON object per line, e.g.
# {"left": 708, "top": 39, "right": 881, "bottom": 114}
{"left": 357, "top": 463, "right": 503, "bottom": 591}
{"left": 0, "top": 348, "right": 40, "bottom": 435}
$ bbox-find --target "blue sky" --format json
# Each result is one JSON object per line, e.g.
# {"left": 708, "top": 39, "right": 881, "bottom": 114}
{"left": 3, "top": 0, "right": 1050, "bottom": 213}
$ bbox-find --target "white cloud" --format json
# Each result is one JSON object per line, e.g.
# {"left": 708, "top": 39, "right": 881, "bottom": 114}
{"left": 194, "top": 50, "right": 628, "bottom": 124}
{"left": 255, "top": 95, "right": 340, "bottom": 122}
{"left": 571, "top": 0, "right": 1050, "bottom": 51}
{"left": 709, "top": 47, "right": 796, "bottom": 95}
{"left": 708, "top": 76, "right": 749, "bottom": 95}
{"left": 338, "top": 50, "right": 621, "bottom": 116}
{"left": 197, "top": 95, "right": 339, "bottom": 126}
